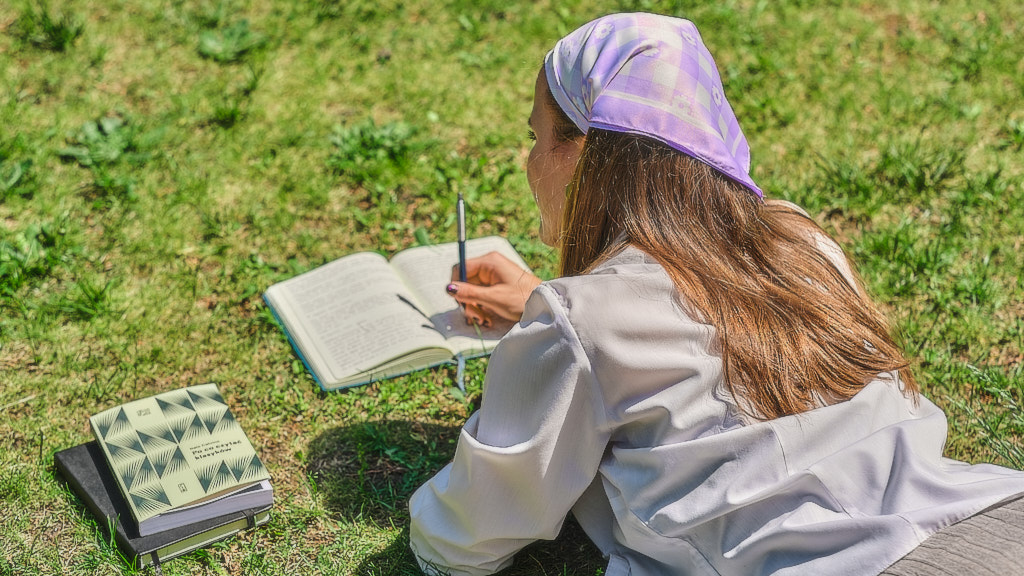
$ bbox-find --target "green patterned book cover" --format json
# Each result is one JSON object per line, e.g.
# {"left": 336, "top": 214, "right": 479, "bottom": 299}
{"left": 89, "top": 383, "right": 270, "bottom": 528}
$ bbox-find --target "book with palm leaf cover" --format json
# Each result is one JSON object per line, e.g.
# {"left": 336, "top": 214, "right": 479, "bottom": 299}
{"left": 89, "top": 383, "right": 271, "bottom": 536}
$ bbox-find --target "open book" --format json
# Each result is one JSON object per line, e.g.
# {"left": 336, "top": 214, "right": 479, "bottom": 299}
{"left": 263, "top": 236, "right": 532, "bottom": 391}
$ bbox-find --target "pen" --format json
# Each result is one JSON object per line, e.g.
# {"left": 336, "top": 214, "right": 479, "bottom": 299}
{"left": 457, "top": 192, "right": 467, "bottom": 282}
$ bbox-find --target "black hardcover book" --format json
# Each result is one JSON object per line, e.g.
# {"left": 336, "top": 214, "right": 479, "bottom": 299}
{"left": 54, "top": 441, "right": 272, "bottom": 569}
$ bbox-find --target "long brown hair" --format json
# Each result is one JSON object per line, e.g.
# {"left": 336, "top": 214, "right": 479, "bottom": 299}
{"left": 547, "top": 93, "right": 918, "bottom": 420}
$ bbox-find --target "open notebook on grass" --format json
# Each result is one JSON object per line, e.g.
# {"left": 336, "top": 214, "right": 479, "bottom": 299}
{"left": 263, "top": 236, "right": 532, "bottom": 391}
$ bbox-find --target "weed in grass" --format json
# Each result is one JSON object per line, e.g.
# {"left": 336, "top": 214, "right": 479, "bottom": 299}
{"left": 209, "top": 64, "right": 264, "bottom": 128}
{"left": 50, "top": 277, "right": 113, "bottom": 321}
{"left": 454, "top": 11, "right": 485, "bottom": 42}
{"left": 348, "top": 183, "right": 407, "bottom": 232}
{"left": 423, "top": 152, "right": 522, "bottom": 240}
{"left": 0, "top": 468, "right": 31, "bottom": 503}
{"left": 84, "top": 169, "right": 137, "bottom": 206}
{"left": 815, "top": 155, "right": 876, "bottom": 212}
{"left": 816, "top": 138, "right": 966, "bottom": 216}
{"left": 0, "top": 135, "right": 36, "bottom": 201}
{"left": 87, "top": 43, "right": 108, "bottom": 68}
{"left": 875, "top": 140, "right": 965, "bottom": 199}
{"left": 240, "top": 62, "right": 265, "bottom": 97}
{"left": 212, "top": 96, "right": 247, "bottom": 128}
{"left": 85, "top": 364, "right": 130, "bottom": 403}
{"left": 11, "top": 0, "right": 84, "bottom": 52}
{"left": 198, "top": 19, "right": 267, "bottom": 63}
{"left": 169, "top": 166, "right": 212, "bottom": 207}
{"left": 0, "top": 158, "right": 34, "bottom": 200}
{"left": 58, "top": 117, "right": 142, "bottom": 169}
{"left": 201, "top": 209, "right": 243, "bottom": 244}
{"left": 192, "top": 0, "right": 231, "bottom": 29}
{"left": 0, "top": 216, "right": 73, "bottom": 298}
{"left": 413, "top": 226, "right": 432, "bottom": 247}
{"left": 946, "top": 364, "right": 1024, "bottom": 469}
{"left": 853, "top": 217, "right": 947, "bottom": 301}
{"left": 231, "top": 253, "right": 283, "bottom": 303}
{"left": 997, "top": 119, "right": 1024, "bottom": 151}
{"left": 58, "top": 117, "right": 163, "bottom": 207}
{"left": 433, "top": 153, "right": 516, "bottom": 204}
{"left": 327, "top": 119, "right": 419, "bottom": 187}
{"left": 953, "top": 168, "right": 1003, "bottom": 211}
{"left": 934, "top": 16, "right": 995, "bottom": 84}
{"left": 88, "top": 517, "right": 141, "bottom": 574}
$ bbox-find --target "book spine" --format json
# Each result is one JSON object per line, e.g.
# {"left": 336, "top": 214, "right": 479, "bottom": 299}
{"left": 262, "top": 294, "right": 326, "bottom": 390}
{"left": 54, "top": 450, "right": 143, "bottom": 568}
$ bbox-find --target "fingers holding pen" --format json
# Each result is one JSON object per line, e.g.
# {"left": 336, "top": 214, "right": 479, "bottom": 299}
{"left": 444, "top": 283, "right": 490, "bottom": 326}
{"left": 446, "top": 274, "right": 541, "bottom": 324}
{"left": 446, "top": 282, "right": 496, "bottom": 326}
{"left": 450, "top": 257, "right": 489, "bottom": 286}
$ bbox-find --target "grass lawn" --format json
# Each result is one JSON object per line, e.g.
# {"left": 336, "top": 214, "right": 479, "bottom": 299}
{"left": 1, "top": 0, "right": 1022, "bottom": 574}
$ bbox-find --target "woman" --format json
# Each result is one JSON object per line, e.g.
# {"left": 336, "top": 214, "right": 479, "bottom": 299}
{"left": 409, "top": 13, "right": 1024, "bottom": 576}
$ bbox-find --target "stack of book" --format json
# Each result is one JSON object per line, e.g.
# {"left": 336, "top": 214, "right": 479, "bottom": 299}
{"left": 55, "top": 383, "right": 273, "bottom": 569}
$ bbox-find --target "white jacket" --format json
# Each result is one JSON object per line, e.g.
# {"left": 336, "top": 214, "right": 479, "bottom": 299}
{"left": 409, "top": 245, "right": 1024, "bottom": 575}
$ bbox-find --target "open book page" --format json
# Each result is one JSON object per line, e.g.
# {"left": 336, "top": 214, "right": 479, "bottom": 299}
{"left": 389, "top": 236, "right": 534, "bottom": 356}
{"left": 264, "top": 252, "right": 450, "bottom": 384}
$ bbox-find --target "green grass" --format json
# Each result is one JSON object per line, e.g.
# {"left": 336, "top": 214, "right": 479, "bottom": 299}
{"left": 1, "top": 0, "right": 1022, "bottom": 574}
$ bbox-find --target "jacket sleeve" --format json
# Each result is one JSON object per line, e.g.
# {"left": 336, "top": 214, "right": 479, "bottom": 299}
{"left": 409, "top": 283, "right": 609, "bottom": 576}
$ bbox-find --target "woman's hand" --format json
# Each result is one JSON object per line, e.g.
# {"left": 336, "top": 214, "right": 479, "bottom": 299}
{"left": 447, "top": 251, "right": 542, "bottom": 326}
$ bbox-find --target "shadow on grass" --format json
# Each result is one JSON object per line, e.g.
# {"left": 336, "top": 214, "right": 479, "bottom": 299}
{"left": 352, "top": 519, "right": 605, "bottom": 576}
{"left": 305, "top": 419, "right": 460, "bottom": 525}
{"left": 306, "top": 419, "right": 606, "bottom": 575}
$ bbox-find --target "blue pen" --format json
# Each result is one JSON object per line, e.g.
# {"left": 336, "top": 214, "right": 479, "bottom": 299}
{"left": 457, "top": 192, "right": 467, "bottom": 282}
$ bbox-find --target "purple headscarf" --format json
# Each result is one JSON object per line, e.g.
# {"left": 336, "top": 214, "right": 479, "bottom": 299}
{"left": 544, "top": 12, "right": 762, "bottom": 198}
